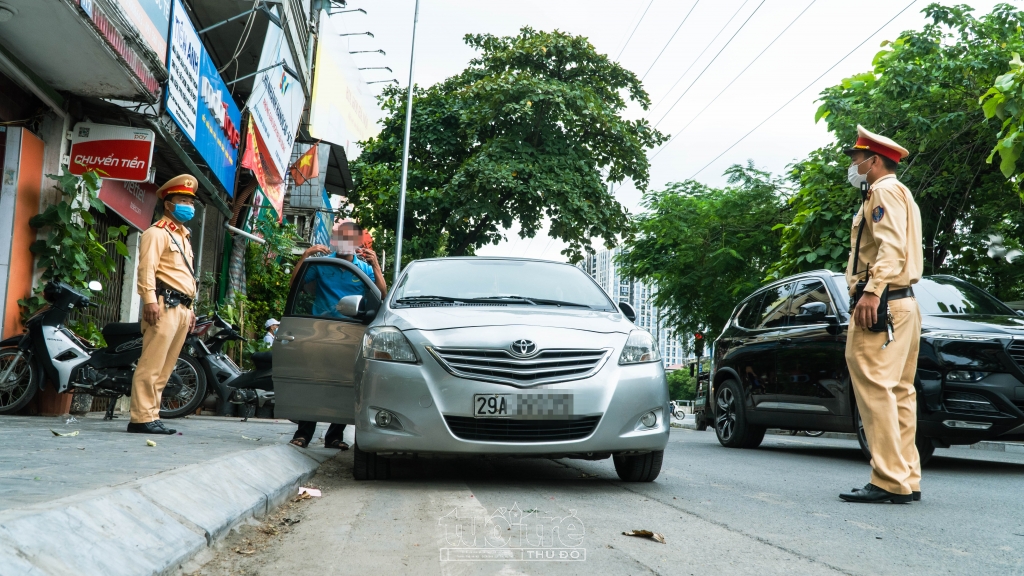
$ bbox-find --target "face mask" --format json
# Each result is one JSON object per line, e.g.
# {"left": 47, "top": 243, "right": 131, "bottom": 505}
{"left": 847, "top": 158, "right": 871, "bottom": 189}
{"left": 331, "top": 239, "right": 359, "bottom": 255}
{"left": 171, "top": 204, "right": 195, "bottom": 222}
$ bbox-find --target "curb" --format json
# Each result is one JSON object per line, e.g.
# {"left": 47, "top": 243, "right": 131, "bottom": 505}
{"left": 0, "top": 444, "right": 330, "bottom": 575}
{"left": 672, "top": 420, "right": 1024, "bottom": 453}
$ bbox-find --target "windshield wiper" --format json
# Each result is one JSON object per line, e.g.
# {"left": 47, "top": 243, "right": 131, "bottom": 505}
{"left": 470, "top": 295, "right": 591, "bottom": 308}
{"left": 395, "top": 295, "right": 462, "bottom": 304}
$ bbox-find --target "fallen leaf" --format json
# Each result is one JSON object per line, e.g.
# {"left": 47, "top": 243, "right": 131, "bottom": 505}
{"left": 579, "top": 473, "right": 598, "bottom": 479}
{"left": 258, "top": 524, "right": 279, "bottom": 536}
{"left": 298, "top": 487, "right": 322, "bottom": 497}
{"left": 234, "top": 548, "right": 256, "bottom": 555}
{"left": 622, "top": 530, "right": 666, "bottom": 544}
{"left": 146, "top": 440, "right": 157, "bottom": 447}
{"left": 50, "top": 429, "right": 79, "bottom": 437}
{"left": 293, "top": 493, "right": 312, "bottom": 502}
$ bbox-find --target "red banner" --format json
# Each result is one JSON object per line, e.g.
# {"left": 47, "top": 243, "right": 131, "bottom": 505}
{"left": 241, "top": 120, "right": 284, "bottom": 221}
{"left": 98, "top": 179, "right": 159, "bottom": 231}
{"left": 68, "top": 122, "right": 155, "bottom": 182}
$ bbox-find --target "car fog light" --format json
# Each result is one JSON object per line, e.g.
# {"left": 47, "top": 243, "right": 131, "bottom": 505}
{"left": 942, "top": 420, "right": 992, "bottom": 430}
{"left": 640, "top": 411, "right": 657, "bottom": 428}
{"left": 375, "top": 410, "right": 394, "bottom": 427}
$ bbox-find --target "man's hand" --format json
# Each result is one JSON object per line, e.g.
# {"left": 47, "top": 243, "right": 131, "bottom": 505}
{"left": 854, "top": 292, "right": 881, "bottom": 329}
{"left": 143, "top": 303, "right": 162, "bottom": 325}
{"left": 358, "top": 247, "right": 381, "bottom": 270}
{"left": 304, "top": 245, "right": 330, "bottom": 258}
{"left": 188, "top": 309, "right": 196, "bottom": 332}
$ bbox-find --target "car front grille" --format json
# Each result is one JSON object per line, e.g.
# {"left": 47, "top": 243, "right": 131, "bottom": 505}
{"left": 428, "top": 347, "right": 610, "bottom": 385}
{"left": 444, "top": 415, "right": 601, "bottom": 442}
{"left": 943, "top": 392, "right": 999, "bottom": 413}
{"left": 1007, "top": 340, "right": 1024, "bottom": 367}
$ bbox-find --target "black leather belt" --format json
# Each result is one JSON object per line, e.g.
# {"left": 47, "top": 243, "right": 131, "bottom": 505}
{"left": 888, "top": 287, "right": 914, "bottom": 301}
{"left": 157, "top": 286, "right": 194, "bottom": 309}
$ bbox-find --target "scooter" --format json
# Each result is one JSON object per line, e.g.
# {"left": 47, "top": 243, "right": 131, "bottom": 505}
{"left": 0, "top": 280, "right": 190, "bottom": 418}
{"left": 166, "top": 313, "right": 273, "bottom": 419}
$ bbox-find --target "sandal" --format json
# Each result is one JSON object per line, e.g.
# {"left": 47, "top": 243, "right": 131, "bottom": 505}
{"left": 290, "top": 436, "right": 311, "bottom": 448}
{"left": 326, "top": 439, "right": 349, "bottom": 451}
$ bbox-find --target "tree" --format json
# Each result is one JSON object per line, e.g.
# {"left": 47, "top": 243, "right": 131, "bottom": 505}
{"left": 617, "top": 163, "right": 789, "bottom": 340}
{"left": 349, "top": 27, "right": 666, "bottom": 265}
{"left": 776, "top": 3, "right": 1024, "bottom": 300}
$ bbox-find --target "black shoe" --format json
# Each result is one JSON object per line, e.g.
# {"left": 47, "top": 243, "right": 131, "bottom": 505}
{"left": 153, "top": 420, "right": 176, "bottom": 434}
{"left": 840, "top": 484, "right": 912, "bottom": 504}
{"left": 127, "top": 421, "right": 176, "bottom": 435}
{"left": 850, "top": 486, "right": 921, "bottom": 501}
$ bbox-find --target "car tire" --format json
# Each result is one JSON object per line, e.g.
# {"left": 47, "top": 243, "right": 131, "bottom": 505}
{"left": 613, "top": 450, "right": 664, "bottom": 482}
{"left": 353, "top": 441, "right": 390, "bottom": 481}
{"left": 713, "top": 379, "right": 765, "bottom": 448}
{"left": 695, "top": 412, "right": 708, "bottom": 431}
{"left": 856, "top": 407, "right": 936, "bottom": 466}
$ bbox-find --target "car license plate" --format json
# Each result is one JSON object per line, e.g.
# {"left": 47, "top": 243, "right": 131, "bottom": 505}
{"left": 473, "top": 393, "right": 574, "bottom": 418}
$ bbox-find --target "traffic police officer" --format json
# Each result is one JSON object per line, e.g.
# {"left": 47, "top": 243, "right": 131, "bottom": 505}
{"left": 839, "top": 126, "right": 924, "bottom": 504}
{"left": 127, "top": 175, "right": 199, "bottom": 434}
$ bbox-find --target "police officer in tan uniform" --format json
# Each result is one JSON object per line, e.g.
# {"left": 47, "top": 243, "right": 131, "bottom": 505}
{"left": 838, "top": 126, "right": 924, "bottom": 504}
{"left": 127, "top": 175, "right": 199, "bottom": 434}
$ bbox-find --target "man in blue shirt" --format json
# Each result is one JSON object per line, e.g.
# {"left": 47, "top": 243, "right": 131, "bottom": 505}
{"left": 289, "top": 220, "right": 387, "bottom": 450}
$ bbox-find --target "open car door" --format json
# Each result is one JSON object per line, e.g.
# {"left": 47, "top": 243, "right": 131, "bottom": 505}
{"left": 272, "top": 257, "right": 381, "bottom": 424}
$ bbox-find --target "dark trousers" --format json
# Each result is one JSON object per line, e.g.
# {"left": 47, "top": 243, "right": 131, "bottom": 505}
{"left": 293, "top": 421, "right": 345, "bottom": 444}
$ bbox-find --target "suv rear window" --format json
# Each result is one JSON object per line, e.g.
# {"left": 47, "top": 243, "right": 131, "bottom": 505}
{"left": 737, "top": 283, "right": 793, "bottom": 330}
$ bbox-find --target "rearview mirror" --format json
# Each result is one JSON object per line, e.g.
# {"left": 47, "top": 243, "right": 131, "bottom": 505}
{"left": 337, "top": 295, "right": 366, "bottom": 318}
{"left": 88, "top": 280, "right": 103, "bottom": 291}
{"left": 618, "top": 302, "right": 637, "bottom": 323}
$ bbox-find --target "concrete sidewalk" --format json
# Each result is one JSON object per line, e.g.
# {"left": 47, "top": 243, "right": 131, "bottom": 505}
{"left": 0, "top": 414, "right": 335, "bottom": 575}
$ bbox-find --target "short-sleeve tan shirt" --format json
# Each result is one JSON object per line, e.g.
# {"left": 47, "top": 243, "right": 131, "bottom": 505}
{"left": 844, "top": 175, "right": 923, "bottom": 297}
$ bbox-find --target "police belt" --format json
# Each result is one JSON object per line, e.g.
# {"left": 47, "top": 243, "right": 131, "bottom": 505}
{"left": 157, "top": 284, "right": 194, "bottom": 309}
{"left": 887, "top": 287, "right": 914, "bottom": 301}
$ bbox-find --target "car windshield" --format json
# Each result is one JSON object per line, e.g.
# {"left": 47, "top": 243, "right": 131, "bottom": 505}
{"left": 913, "top": 277, "right": 1014, "bottom": 316}
{"left": 392, "top": 259, "right": 616, "bottom": 310}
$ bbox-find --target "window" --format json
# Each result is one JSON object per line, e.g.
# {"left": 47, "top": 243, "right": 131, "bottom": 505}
{"left": 914, "top": 277, "right": 1014, "bottom": 316}
{"left": 735, "top": 293, "right": 764, "bottom": 329}
{"left": 783, "top": 280, "right": 835, "bottom": 326}
{"left": 740, "top": 283, "right": 793, "bottom": 329}
{"left": 290, "top": 260, "right": 372, "bottom": 320}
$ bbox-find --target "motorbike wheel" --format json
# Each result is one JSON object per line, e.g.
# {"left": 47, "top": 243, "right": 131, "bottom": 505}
{"left": 0, "top": 348, "right": 38, "bottom": 415}
{"left": 159, "top": 352, "right": 207, "bottom": 419}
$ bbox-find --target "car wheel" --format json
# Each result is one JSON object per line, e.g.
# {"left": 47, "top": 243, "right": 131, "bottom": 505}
{"left": 613, "top": 450, "right": 664, "bottom": 482}
{"left": 714, "top": 379, "right": 765, "bottom": 448}
{"left": 695, "top": 412, "right": 708, "bottom": 431}
{"left": 856, "top": 407, "right": 935, "bottom": 466}
{"left": 352, "top": 441, "right": 390, "bottom": 481}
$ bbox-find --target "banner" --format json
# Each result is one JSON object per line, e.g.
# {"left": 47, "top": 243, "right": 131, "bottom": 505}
{"left": 241, "top": 120, "right": 285, "bottom": 221}
{"left": 246, "top": 22, "right": 305, "bottom": 178}
{"left": 68, "top": 122, "right": 154, "bottom": 182}
{"left": 98, "top": 179, "right": 159, "bottom": 231}
{"left": 166, "top": 0, "right": 242, "bottom": 193}
{"left": 113, "top": 0, "right": 171, "bottom": 63}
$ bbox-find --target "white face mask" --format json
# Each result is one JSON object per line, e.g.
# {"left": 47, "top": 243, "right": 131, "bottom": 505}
{"left": 847, "top": 157, "right": 871, "bottom": 189}
{"left": 331, "top": 239, "right": 359, "bottom": 255}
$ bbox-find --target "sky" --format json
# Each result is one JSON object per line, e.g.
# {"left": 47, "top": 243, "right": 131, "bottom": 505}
{"left": 327, "top": 0, "right": 1011, "bottom": 261}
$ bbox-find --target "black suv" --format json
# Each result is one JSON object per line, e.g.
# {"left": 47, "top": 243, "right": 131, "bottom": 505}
{"left": 708, "top": 270, "right": 1024, "bottom": 463}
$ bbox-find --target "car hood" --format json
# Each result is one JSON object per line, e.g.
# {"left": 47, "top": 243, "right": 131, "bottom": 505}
{"left": 922, "top": 313, "right": 1024, "bottom": 335}
{"left": 383, "top": 305, "right": 633, "bottom": 334}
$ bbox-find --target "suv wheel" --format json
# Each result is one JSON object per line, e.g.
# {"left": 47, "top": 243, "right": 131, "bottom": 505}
{"left": 714, "top": 379, "right": 766, "bottom": 448}
{"left": 856, "top": 409, "right": 936, "bottom": 466}
{"left": 613, "top": 450, "right": 664, "bottom": 482}
{"left": 352, "top": 441, "right": 390, "bottom": 481}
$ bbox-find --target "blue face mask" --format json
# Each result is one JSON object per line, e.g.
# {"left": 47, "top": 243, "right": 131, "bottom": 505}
{"left": 171, "top": 204, "right": 195, "bottom": 222}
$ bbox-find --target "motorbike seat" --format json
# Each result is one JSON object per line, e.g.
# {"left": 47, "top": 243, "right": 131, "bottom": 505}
{"left": 251, "top": 351, "right": 273, "bottom": 370}
{"left": 102, "top": 322, "right": 142, "bottom": 338}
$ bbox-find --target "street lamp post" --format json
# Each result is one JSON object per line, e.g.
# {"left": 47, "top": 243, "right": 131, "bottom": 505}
{"left": 393, "top": 0, "right": 420, "bottom": 287}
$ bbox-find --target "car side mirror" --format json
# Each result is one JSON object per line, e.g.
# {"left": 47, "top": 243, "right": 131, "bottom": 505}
{"left": 1016, "top": 310, "right": 1024, "bottom": 317}
{"left": 618, "top": 302, "right": 637, "bottom": 323}
{"left": 337, "top": 295, "right": 366, "bottom": 319}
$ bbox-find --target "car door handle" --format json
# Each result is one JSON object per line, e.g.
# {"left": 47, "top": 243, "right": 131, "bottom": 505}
{"left": 276, "top": 335, "right": 295, "bottom": 342}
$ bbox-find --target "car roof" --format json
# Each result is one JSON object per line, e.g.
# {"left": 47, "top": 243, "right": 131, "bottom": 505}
{"left": 409, "top": 256, "right": 580, "bottom": 268}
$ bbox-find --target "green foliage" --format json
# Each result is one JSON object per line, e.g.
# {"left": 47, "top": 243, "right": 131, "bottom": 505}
{"left": 779, "top": 3, "right": 1024, "bottom": 300}
{"left": 242, "top": 214, "right": 300, "bottom": 345}
{"left": 981, "top": 52, "right": 1024, "bottom": 179}
{"left": 18, "top": 171, "right": 128, "bottom": 342}
{"left": 617, "top": 163, "right": 789, "bottom": 340}
{"left": 350, "top": 27, "right": 667, "bottom": 265}
{"left": 667, "top": 368, "right": 695, "bottom": 401}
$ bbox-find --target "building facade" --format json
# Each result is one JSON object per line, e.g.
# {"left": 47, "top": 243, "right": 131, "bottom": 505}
{"left": 580, "top": 248, "right": 689, "bottom": 369}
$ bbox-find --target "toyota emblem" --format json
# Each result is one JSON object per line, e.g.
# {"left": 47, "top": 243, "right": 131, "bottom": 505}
{"left": 510, "top": 339, "right": 537, "bottom": 357}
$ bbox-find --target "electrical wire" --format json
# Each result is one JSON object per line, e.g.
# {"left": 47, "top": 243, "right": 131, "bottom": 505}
{"left": 647, "top": 0, "right": 752, "bottom": 116}
{"left": 615, "top": 0, "right": 656, "bottom": 62}
{"left": 221, "top": 0, "right": 261, "bottom": 77}
{"left": 651, "top": 0, "right": 817, "bottom": 151}
{"left": 640, "top": 0, "right": 701, "bottom": 81}
{"left": 679, "top": 0, "right": 919, "bottom": 178}
{"left": 652, "top": 0, "right": 766, "bottom": 129}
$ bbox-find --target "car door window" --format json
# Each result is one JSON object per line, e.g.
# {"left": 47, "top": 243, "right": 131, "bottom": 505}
{"left": 784, "top": 280, "right": 835, "bottom": 326}
{"left": 290, "top": 260, "right": 372, "bottom": 320}
{"left": 755, "top": 283, "right": 794, "bottom": 329}
{"left": 735, "top": 293, "right": 765, "bottom": 329}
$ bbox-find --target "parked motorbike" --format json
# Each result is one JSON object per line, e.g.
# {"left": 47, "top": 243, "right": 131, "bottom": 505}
{"left": 0, "top": 281, "right": 200, "bottom": 418}
{"left": 160, "top": 313, "right": 273, "bottom": 419}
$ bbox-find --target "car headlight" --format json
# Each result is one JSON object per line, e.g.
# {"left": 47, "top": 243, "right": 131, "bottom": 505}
{"left": 945, "top": 370, "right": 988, "bottom": 382}
{"left": 924, "top": 331, "right": 1004, "bottom": 342}
{"left": 362, "top": 326, "right": 418, "bottom": 362}
{"left": 619, "top": 330, "right": 662, "bottom": 365}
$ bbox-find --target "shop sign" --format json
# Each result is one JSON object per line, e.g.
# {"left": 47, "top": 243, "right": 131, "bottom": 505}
{"left": 68, "top": 122, "right": 154, "bottom": 182}
{"left": 166, "top": 0, "right": 241, "bottom": 194}
{"left": 247, "top": 22, "right": 306, "bottom": 177}
{"left": 98, "top": 179, "right": 159, "bottom": 231}
{"left": 111, "top": 0, "right": 171, "bottom": 64}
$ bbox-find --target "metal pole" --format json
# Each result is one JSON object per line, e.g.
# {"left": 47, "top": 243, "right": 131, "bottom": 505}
{"left": 393, "top": 0, "right": 420, "bottom": 287}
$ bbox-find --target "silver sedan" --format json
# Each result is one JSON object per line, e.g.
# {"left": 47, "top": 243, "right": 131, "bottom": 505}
{"left": 273, "top": 257, "right": 670, "bottom": 481}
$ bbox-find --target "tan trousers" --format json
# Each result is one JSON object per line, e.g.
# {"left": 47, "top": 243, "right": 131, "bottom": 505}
{"left": 845, "top": 297, "right": 922, "bottom": 495}
{"left": 129, "top": 302, "right": 190, "bottom": 423}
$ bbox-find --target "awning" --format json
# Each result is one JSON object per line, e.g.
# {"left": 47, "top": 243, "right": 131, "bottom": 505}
{"left": 323, "top": 143, "right": 354, "bottom": 198}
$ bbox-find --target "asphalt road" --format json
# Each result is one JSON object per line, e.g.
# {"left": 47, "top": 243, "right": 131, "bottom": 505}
{"left": 186, "top": 428, "right": 1024, "bottom": 576}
